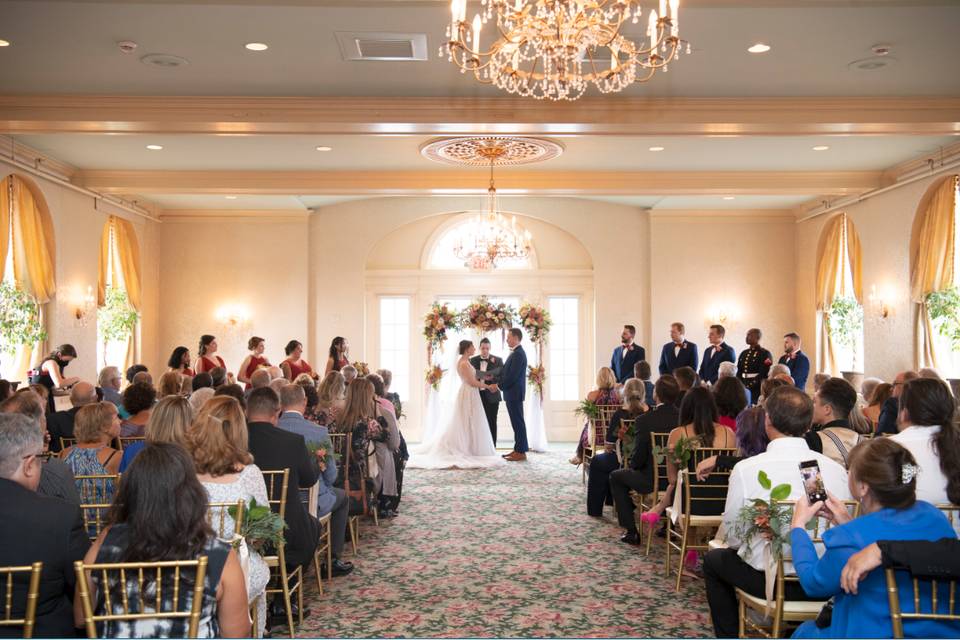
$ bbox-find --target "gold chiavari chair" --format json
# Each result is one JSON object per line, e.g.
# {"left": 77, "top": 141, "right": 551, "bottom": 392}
{"left": 117, "top": 436, "right": 145, "bottom": 452}
{"left": 615, "top": 418, "right": 636, "bottom": 470}
{"left": 298, "top": 482, "right": 333, "bottom": 594}
{"left": 935, "top": 503, "right": 960, "bottom": 529}
{"left": 583, "top": 404, "right": 619, "bottom": 484}
{"left": 329, "top": 432, "right": 359, "bottom": 555}
{"left": 59, "top": 437, "right": 76, "bottom": 452}
{"left": 260, "top": 469, "right": 303, "bottom": 639}
{"left": 75, "top": 473, "right": 120, "bottom": 540}
{"left": 633, "top": 431, "right": 671, "bottom": 555}
{"left": 737, "top": 500, "right": 859, "bottom": 638}
{"left": 73, "top": 557, "right": 209, "bottom": 639}
{"left": 206, "top": 499, "right": 246, "bottom": 542}
{"left": 886, "top": 567, "right": 960, "bottom": 638}
{"left": 0, "top": 562, "right": 43, "bottom": 638}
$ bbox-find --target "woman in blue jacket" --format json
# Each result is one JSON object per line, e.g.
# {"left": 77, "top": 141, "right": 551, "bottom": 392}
{"left": 790, "top": 437, "right": 958, "bottom": 638}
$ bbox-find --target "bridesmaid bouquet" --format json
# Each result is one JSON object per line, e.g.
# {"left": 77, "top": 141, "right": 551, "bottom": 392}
{"left": 518, "top": 302, "right": 552, "bottom": 344}
{"left": 425, "top": 365, "right": 445, "bottom": 391}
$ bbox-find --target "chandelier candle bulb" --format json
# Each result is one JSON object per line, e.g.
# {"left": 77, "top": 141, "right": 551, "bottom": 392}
{"left": 473, "top": 14, "right": 482, "bottom": 52}
{"left": 649, "top": 10, "right": 658, "bottom": 47}
{"left": 671, "top": 0, "right": 680, "bottom": 33}
{"left": 660, "top": 0, "right": 666, "bottom": 20}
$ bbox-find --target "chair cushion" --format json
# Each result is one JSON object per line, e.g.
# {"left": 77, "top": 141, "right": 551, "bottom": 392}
{"left": 737, "top": 589, "right": 826, "bottom": 615}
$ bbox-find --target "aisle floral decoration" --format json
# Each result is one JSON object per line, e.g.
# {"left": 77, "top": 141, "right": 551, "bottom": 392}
{"left": 463, "top": 296, "right": 516, "bottom": 335}
{"left": 352, "top": 361, "right": 371, "bottom": 377}
{"left": 527, "top": 363, "right": 546, "bottom": 398}
{"left": 425, "top": 365, "right": 445, "bottom": 391}
{"left": 519, "top": 302, "right": 551, "bottom": 404}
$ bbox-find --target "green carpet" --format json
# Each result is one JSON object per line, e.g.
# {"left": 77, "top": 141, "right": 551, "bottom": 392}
{"left": 299, "top": 449, "right": 713, "bottom": 638}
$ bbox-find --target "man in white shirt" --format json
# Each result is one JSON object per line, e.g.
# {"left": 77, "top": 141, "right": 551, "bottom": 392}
{"left": 703, "top": 386, "right": 850, "bottom": 637}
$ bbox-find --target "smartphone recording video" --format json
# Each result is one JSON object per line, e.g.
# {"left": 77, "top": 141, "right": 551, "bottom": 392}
{"left": 799, "top": 460, "right": 827, "bottom": 503}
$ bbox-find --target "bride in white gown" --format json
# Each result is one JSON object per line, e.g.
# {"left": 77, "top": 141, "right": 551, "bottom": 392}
{"left": 407, "top": 340, "right": 506, "bottom": 469}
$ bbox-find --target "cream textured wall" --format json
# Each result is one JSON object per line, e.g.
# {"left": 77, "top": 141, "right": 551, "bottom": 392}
{"left": 650, "top": 211, "right": 798, "bottom": 373}
{"left": 796, "top": 169, "right": 959, "bottom": 383}
{"left": 157, "top": 213, "right": 309, "bottom": 377}
{"left": 0, "top": 159, "right": 160, "bottom": 383}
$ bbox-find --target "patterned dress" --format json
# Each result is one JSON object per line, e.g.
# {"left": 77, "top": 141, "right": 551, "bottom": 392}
{"left": 91, "top": 524, "right": 229, "bottom": 638}
{"left": 64, "top": 446, "right": 117, "bottom": 503}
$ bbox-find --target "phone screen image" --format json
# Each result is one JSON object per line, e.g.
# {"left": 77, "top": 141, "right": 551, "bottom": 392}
{"left": 799, "top": 460, "right": 827, "bottom": 503}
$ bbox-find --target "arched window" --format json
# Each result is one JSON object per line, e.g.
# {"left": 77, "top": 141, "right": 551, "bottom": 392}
{"left": 97, "top": 216, "right": 142, "bottom": 371}
{"left": 816, "top": 212, "right": 863, "bottom": 376}
{"left": 426, "top": 214, "right": 534, "bottom": 270}
{"left": 0, "top": 174, "right": 56, "bottom": 381}
{"left": 912, "top": 174, "right": 960, "bottom": 375}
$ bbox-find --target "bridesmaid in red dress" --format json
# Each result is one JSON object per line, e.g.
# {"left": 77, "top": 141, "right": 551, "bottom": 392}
{"left": 166, "top": 346, "right": 195, "bottom": 378}
{"left": 193, "top": 335, "right": 226, "bottom": 374}
{"left": 281, "top": 340, "right": 315, "bottom": 381}
{"left": 324, "top": 336, "right": 350, "bottom": 376}
{"left": 238, "top": 336, "right": 271, "bottom": 390}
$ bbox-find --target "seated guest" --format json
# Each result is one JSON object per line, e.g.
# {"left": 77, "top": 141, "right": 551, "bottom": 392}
{"left": 863, "top": 382, "right": 892, "bottom": 430}
{"left": 61, "top": 403, "right": 122, "bottom": 499}
{"left": 76, "top": 443, "right": 249, "bottom": 638}
{"left": 735, "top": 406, "right": 769, "bottom": 458}
{"left": 194, "top": 334, "right": 226, "bottom": 375}
{"left": 587, "top": 378, "right": 648, "bottom": 517}
{"left": 188, "top": 387, "right": 215, "bottom": 413}
{"left": 757, "top": 375, "right": 791, "bottom": 406}
{"left": 642, "top": 386, "right": 736, "bottom": 522}
{"left": 841, "top": 538, "right": 960, "bottom": 596}
{"left": 131, "top": 370, "right": 152, "bottom": 387}
{"left": 276, "top": 385, "right": 354, "bottom": 576}
{"left": 878, "top": 370, "right": 919, "bottom": 435}
{"left": 215, "top": 383, "right": 247, "bottom": 411}
{"left": 806, "top": 376, "right": 863, "bottom": 467}
{"left": 119, "top": 395, "right": 193, "bottom": 472}
{"left": 192, "top": 371, "right": 214, "bottom": 393}
{"left": 0, "top": 380, "right": 11, "bottom": 402}
{"left": 611, "top": 324, "right": 645, "bottom": 384}
{"left": 1, "top": 391, "right": 80, "bottom": 506}
{"left": 266, "top": 365, "right": 283, "bottom": 381}
{"left": 97, "top": 366, "right": 123, "bottom": 409}
{"left": 860, "top": 377, "right": 882, "bottom": 408}
{"left": 377, "top": 368, "right": 402, "bottom": 418}
{"left": 0, "top": 413, "right": 89, "bottom": 638}
{"left": 188, "top": 397, "right": 270, "bottom": 634}
{"left": 238, "top": 336, "right": 271, "bottom": 390}
{"left": 890, "top": 377, "right": 960, "bottom": 505}
{"left": 341, "top": 364, "right": 358, "bottom": 386}
{"left": 778, "top": 332, "right": 810, "bottom": 390}
{"left": 248, "top": 368, "right": 272, "bottom": 394}
{"left": 374, "top": 370, "right": 407, "bottom": 510}
{"left": 269, "top": 377, "right": 287, "bottom": 396}
{"left": 570, "top": 367, "right": 622, "bottom": 465}
{"left": 47, "top": 381, "right": 97, "bottom": 453}
{"left": 281, "top": 340, "right": 315, "bottom": 381}
{"left": 633, "top": 361, "right": 655, "bottom": 406}
{"left": 119, "top": 382, "right": 155, "bottom": 437}
{"left": 919, "top": 366, "right": 945, "bottom": 381}
{"left": 29, "top": 383, "right": 50, "bottom": 412}
{"left": 157, "top": 370, "right": 182, "bottom": 397}
{"left": 812, "top": 372, "right": 831, "bottom": 394}
{"left": 209, "top": 367, "right": 227, "bottom": 388}
{"left": 713, "top": 376, "right": 747, "bottom": 432}
{"left": 316, "top": 371, "right": 347, "bottom": 426}
{"left": 658, "top": 322, "right": 699, "bottom": 375}
{"left": 358, "top": 378, "right": 401, "bottom": 516}
{"left": 246, "top": 388, "right": 320, "bottom": 572}
{"left": 167, "top": 345, "right": 194, "bottom": 378}
{"left": 673, "top": 366, "right": 698, "bottom": 408}
{"left": 789, "top": 438, "right": 957, "bottom": 638}
{"left": 297, "top": 378, "right": 321, "bottom": 422}
{"left": 702, "top": 386, "right": 850, "bottom": 638}
{"left": 698, "top": 324, "right": 735, "bottom": 385}
{"left": 609, "top": 376, "right": 681, "bottom": 544}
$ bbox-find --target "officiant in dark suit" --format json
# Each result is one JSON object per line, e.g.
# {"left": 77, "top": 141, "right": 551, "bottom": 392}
{"left": 470, "top": 337, "right": 503, "bottom": 443}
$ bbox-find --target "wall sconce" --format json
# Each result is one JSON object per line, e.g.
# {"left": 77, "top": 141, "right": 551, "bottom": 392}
{"left": 74, "top": 286, "right": 96, "bottom": 327}
{"left": 706, "top": 305, "right": 739, "bottom": 329}
{"left": 215, "top": 304, "right": 251, "bottom": 329}
{"left": 867, "top": 284, "right": 893, "bottom": 319}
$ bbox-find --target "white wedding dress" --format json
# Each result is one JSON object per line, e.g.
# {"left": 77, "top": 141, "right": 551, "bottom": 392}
{"left": 407, "top": 356, "right": 506, "bottom": 470}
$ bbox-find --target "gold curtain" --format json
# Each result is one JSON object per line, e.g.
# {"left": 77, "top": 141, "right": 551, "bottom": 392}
{"left": 98, "top": 215, "right": 142, "bottom": 367}
{"left": 814, "top": 213, "right": 862, "bottom": 376}
{"left": 0, "top": 176, "right": 12, "bottom": 278}
{"left": 9, "top": 176, "right": 56, "bottom": 303}
{"left": 910, "top": 175, "right": 959, "bottom": 369}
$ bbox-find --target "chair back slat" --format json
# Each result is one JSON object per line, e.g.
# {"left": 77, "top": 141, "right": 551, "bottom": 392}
{"left": 260, "top": 469, "right": 291, "bottom": 520}
{"left": 885, "top": 567, "right": 960, "bottom": 638}
{"left": 650, "top": 432, "right": 671, "bottom": 495}
{"left": 206, "top": 500, "right": 246, "bottom": 542}
{"left": 681, "top": 469, "right": 731, "bottom": 517}
{"left": 0, "top": 562, "right": 43, "bottom": 638}
{"left": 59, "top": 437, "right": 76, "bottom": 451}
{"left": 75, "top": 473, "right": 120, "bottom": 506}
{"left": 117, "top": 437, "right": 145, "bottom": 452}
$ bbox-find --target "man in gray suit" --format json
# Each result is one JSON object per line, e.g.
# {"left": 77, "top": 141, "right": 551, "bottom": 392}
{"left": 277, "top": 384, "right": 353, "bottom": 576}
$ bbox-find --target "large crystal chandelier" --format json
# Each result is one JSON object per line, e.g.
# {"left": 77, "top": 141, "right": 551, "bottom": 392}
{"left": 453, "top": 148, "right": 532, "bottom": 270}
{"left": 445, "top": 0, "right": 689, "bottom": 101}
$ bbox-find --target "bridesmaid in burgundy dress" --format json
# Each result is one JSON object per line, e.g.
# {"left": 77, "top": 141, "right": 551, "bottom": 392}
{"left": 194, "top": 335, "right": 225, "bottom": 375}
{"left": 238, "top": 336, "right": 271, "bottom": 390}
{"left": 324, "top": 336, "right": 350, "bottom": 376}
{"left": 281, "top": 340, "right": 315, "bottom": 381}
{"left": 167, "top": 346, "right": 195, "bottom": 378}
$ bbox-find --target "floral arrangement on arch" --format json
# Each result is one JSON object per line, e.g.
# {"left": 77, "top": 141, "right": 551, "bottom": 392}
{"left": 518, "top": 302, "right": 552, "bottom": 345}
{"left": 423, "top": 303, "right": 462, "bottom": 355}
{"left": 526, "top": 364, "right": 546, "bottom": 400}
{"left": 425, "top": 365, "right": 445, "bottom": 391}
{"left": 463, "top": 296, "right": 516, "bottom": 334}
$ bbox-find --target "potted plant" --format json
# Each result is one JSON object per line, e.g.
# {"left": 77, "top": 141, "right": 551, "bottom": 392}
{"left": 926, "top": 286, "right": 960, "bottom": 395}
{"left": 97, "top": 286, "right": 139, "bottom": 364}
{"left": 0, "top": 282, "right": 47, "bottom": 380}
{"left": 827, "top": 295, "right": 864, "bottom": 388}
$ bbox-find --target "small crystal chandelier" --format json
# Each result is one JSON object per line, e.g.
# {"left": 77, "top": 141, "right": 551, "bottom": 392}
{"left": 453, "top": 147, "right": 532, "bottom": 270}
{"left": 444, "top": 0, "right": 689, "bottom": 101}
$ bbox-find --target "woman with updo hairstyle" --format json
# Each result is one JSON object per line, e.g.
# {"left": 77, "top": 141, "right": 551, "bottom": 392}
{"left": 31, "top": 344, "right": 80, "bottom": 413}
{"left": 238, "top": 336, "right": 271, "bottom": 390}
{"left": 194, "top": 335, "right": 225, "bottom": 375}
{"left": 324, "top": 337, "right": 350, "bottom": 376}
{"left": 789, "top": 438, "right": 957, "bottom": 638}
{"left": 713, "top": 376, "right": 748, "bottom": 432}
{"left": 167, "top": 346, "right": 194, "bottom": 377}
{"left": 281, "top": 339, "right": 314, "bottom": 381}
{"left": 570, "top": 367, "right": 623, "bottom": 465}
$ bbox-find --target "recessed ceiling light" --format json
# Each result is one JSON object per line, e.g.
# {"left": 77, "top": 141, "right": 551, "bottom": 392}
{"left": 723, "top": 196, "right": 736, "bottom": 200}
{"left": 648, "top": 146, "right": 665, "bottom": 152}
{"left": 225, "top": 195, "right": 238, "bottom": 200}
{"left": 812, "top": 145, "right": 830, "bottom": 151}
{"left": 145, "top": 144, "right": 163, "bottom": 150}
{"left": 748, "top": 43, "right": 771, "bottom": 54}
{"left": 315, "top": 146, "right": 333, "bottom": 152}
{"left": 245, "top": 42, "right": 269, "bottom": 51}
{"left": 0, "top": 40, "right": 10, "bottom": 48}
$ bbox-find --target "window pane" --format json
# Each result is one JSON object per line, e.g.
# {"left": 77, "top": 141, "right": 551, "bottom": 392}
{"left": 379, "top": 296, "right": 410, "bottom": 403}
{"left": 548, "top": 296, "right": 579, "bottom": 401}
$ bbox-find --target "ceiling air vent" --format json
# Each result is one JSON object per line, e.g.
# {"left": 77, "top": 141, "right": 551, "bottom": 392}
{"left": 335, "top": 32, "right": 428, "bottom": 61}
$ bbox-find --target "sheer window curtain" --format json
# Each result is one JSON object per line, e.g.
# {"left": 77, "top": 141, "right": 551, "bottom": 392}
{"left": 814, "top": 213, "right": 862, "bottom": 376}
{"left": 0, "top": 175, "right": 56, "bottom": 381}
{"left": 910, "top": 175, "right": 959, "bottom": 370}
{"left": 98, "top": 215, "right": 142, "bottom": 370}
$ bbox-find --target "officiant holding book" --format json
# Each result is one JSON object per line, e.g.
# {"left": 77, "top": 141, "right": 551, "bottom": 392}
{"left": 470, "top": 337, "right": 503, "bottom": 443}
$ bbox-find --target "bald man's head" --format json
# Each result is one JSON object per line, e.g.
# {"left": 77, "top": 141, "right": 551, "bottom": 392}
{"left": 70, "top": 382, "right": 97, "bottom": 408}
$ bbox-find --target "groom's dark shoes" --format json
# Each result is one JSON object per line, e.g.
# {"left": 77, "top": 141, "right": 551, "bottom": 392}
{"left": 504, "top": 451, "right": 527, "bottom": 461}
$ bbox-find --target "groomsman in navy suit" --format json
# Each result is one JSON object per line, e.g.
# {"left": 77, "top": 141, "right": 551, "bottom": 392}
{"left": 778, "top": 332, "right": 810, "bottom": 391}
{"left": 658, "top": 322, "right": 699, "bottom": 375}
{"left": 698, "top": 324, "right": 736, "bottom": 385}
{"left": 611, "top": 325, "right": 645, "bottom": 384}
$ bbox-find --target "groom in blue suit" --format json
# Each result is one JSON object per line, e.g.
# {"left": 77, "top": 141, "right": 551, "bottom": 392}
{"left": 492, "top": 328, "right": 528, "bottom": 461}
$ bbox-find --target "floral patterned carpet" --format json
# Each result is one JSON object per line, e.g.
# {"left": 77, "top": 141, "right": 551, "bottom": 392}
{"left": 299, "top": 448, "right": 713, "bottom": 638}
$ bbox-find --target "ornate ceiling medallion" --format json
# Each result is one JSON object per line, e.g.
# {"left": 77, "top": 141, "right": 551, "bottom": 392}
{"left": 419, "top": 136, "right": 564, "bottom": 167}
